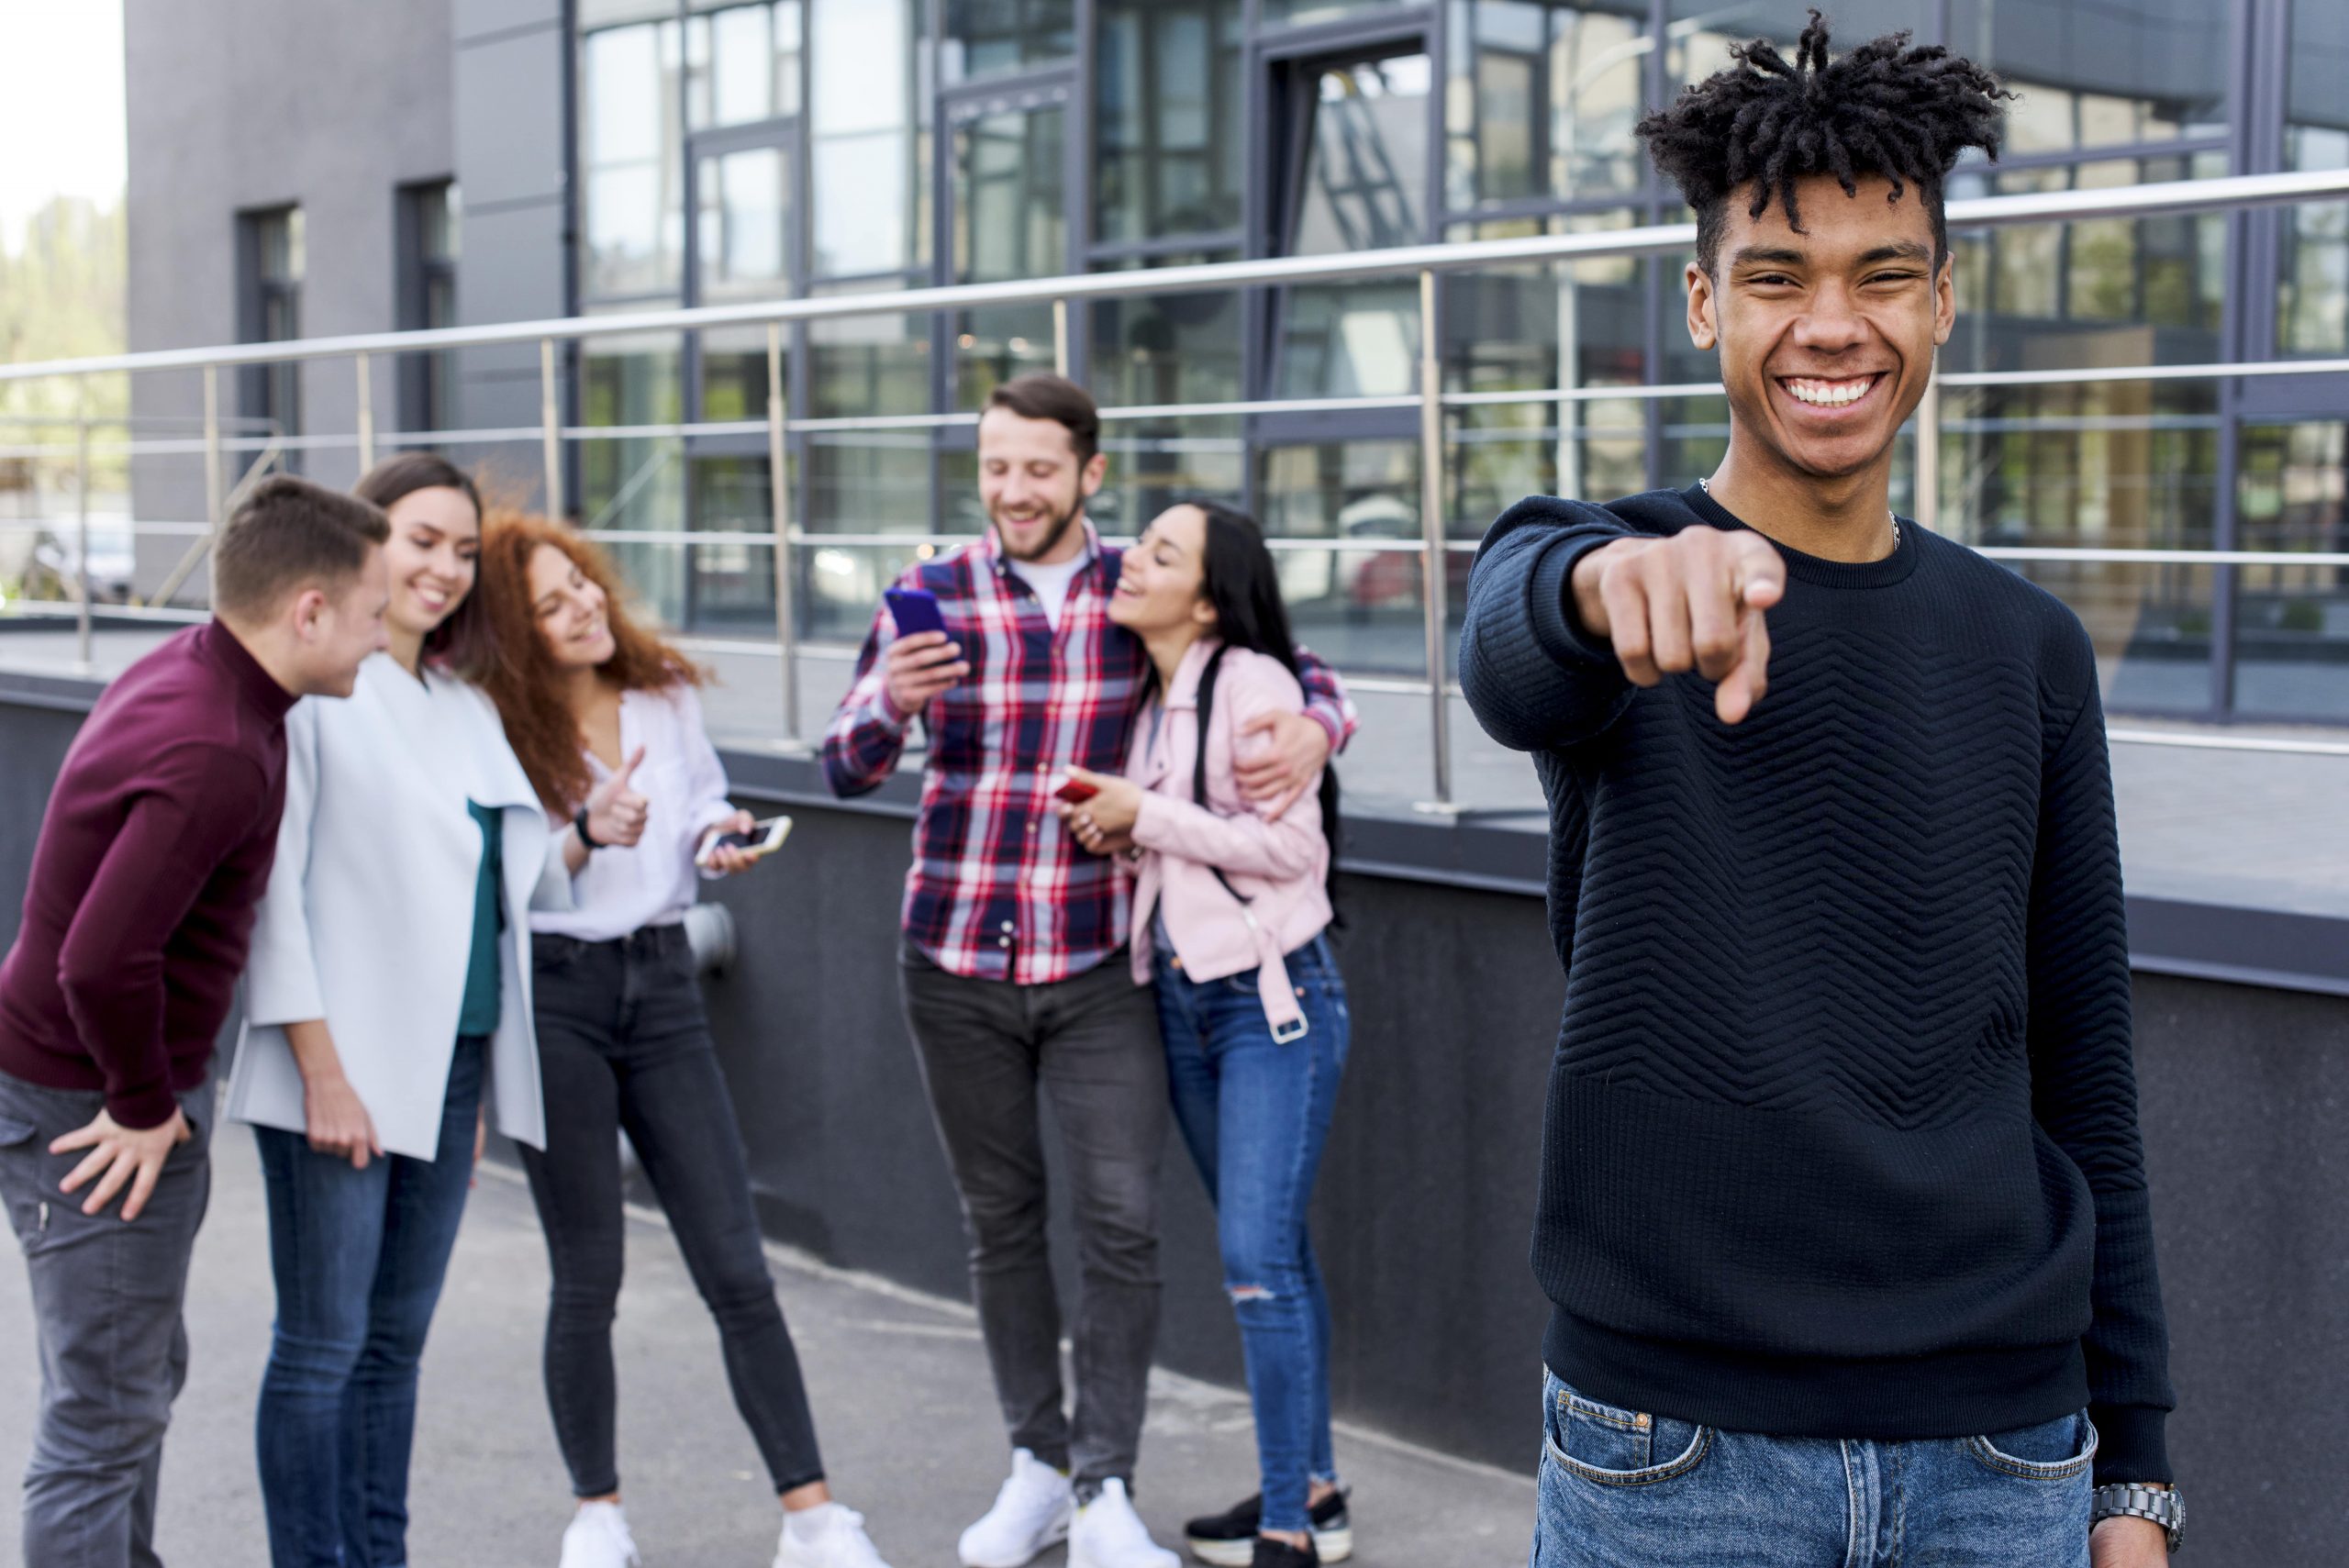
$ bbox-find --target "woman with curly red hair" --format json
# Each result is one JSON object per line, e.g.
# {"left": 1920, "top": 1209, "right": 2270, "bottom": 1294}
{"left": 461, "top": 515, "right": 894, "bottom": 1568}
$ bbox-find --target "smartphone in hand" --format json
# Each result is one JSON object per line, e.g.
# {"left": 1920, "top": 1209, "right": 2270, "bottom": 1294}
{"left": 884, "top": 586, "right": 948, "bottom": 639}
{"left": 696, "top": 815, "right": 795, "bottom": 869}
{"left": 1053, "top": 778, "right": 1099, "bottom": 805}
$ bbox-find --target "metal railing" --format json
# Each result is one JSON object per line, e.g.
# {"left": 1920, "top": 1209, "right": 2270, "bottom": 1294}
{"left": 4, "top": 166, "right": 2348, "bottom": 804}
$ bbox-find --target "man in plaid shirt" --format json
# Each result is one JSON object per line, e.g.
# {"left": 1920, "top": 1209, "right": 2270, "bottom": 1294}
{"left": 825, "top": 376, "right": 1353, "bottom": 1568}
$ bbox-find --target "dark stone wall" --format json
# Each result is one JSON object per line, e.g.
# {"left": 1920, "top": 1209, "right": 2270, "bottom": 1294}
{"left": 3, "top": 691, "right": 2342, "bottom": 1562}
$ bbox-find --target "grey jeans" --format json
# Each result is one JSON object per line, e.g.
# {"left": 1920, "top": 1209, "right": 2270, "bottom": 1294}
{"left": 0, "top": 1068, "right": 215, "bottom": 1568}
{"left": 899, "top": 944, "right": 1167, "bottom": 1494}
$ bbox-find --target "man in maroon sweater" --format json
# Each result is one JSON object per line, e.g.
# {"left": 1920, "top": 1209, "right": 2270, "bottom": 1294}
{"left": 0, "top": 474, "right": 389, "bottom": 1568}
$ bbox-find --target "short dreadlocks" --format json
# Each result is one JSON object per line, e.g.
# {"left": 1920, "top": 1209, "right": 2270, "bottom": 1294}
{"left": 1638, "top": 11, "right": 2012, "bottom": 274}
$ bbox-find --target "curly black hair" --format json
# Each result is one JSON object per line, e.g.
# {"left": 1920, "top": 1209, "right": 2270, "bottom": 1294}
{"left": 1637, "top": 10, "right": 2012, "bottom": 274}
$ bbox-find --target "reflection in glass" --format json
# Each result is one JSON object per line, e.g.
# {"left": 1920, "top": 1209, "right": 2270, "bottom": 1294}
{"left": 687, "top": 2, "right": 802, "bottom": 128}
{"left": 1943, "top": 383, "right": 2217, "bottom": 550}
{"left": 2018, "top": 561, "right": 2213, "bottom": 715}
{"left": 1943, "top": 160, "right": 2225, "bottom": 374}
{"left": 583, "top": 334, "right": 687, "bottom": 619}
{"left": 2234, "top": 421, "right": 2349, "bottom": 720}
{"left": 1444, "top": 213, "right": 1645, "bottom": 530}
{"left": 1089, "top": 256, "right": 1245, "bottom": 535}
{"left": 1263, "top": 0, "right": 1397, "bottom": 25}
{"left": 810, "top": 0, "right": 929, "bottom": 277}
{"left": 1945, "top": 0, "right": 2228, "bottom": 153}
{"left": 582, "top": 20, "right": 686, "bottom": 298}
{"left": 953, "top": 105, "right": 1066, "bottom": 406}
{"left": 1096, "top": 0, "right": 1242, "bottom": 242}
{"left": 1254, "top": 441, "right": 1440, "bottom": 675}
{"left": 1276, "top": 55, "right": 1431, "bottom": 400}
{"left": 944, "top": 0, "right": 1075, "bottom": 81}
{"left": 801, "top": 540, "right": 932, "bottom": 640}
{"left": 2280, "top": 0, "right": 2349, "bottom": 353}
{"left": 1446, "top": 1, "right": 1647, "bottom": 207}
{"left": 687, "top": 456, "right": 777, "bottom": 631}
{"left": 696, "top": 146, "right": 792, "bottom": 300}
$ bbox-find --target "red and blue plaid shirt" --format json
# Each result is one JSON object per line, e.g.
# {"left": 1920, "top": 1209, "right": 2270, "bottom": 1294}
{"left": 824, "top": 522, "right": 1356, "bottom": 984}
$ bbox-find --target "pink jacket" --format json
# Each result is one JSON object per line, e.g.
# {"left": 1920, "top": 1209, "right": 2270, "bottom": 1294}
{"left": 1125, "top": 639, "right": 1332, "bottom": 1037}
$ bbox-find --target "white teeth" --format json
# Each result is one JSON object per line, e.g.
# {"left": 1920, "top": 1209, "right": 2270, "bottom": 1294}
{"left": 1786, "top": 376, "right": 1876, "bottom": 407}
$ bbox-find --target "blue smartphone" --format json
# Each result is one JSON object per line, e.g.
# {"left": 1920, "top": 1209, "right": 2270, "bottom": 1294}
{"left": 884, "top": 586, "right": 949, "bottom": 639}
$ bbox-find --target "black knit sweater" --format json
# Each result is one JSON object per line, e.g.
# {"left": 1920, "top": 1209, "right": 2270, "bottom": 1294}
{"left": 1460, "top": 484, "right": 2174, "bottom": 1484}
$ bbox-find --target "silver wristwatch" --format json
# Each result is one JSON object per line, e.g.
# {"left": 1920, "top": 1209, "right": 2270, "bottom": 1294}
{"left": 2092, "top": 1483, "right": 2183, "bottom": 1552}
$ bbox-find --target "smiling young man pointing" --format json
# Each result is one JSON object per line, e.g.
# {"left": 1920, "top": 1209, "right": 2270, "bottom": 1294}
{"left": 1461, "top": 16, "right": 2180, "bottom": 1566}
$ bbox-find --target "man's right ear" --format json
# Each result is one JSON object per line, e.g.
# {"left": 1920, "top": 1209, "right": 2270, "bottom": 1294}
{"left": 1685, "top": 261, "right": 1719, "bottom": 351}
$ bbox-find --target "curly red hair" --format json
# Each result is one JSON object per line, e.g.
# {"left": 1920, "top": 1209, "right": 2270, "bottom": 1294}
{"left": 447, "top": 512, "right": 702, "bottom": 813}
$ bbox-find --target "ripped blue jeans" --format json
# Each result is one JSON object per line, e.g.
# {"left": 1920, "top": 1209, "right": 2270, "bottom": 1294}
{"left": 1153, "top": 935, "right": 1348, "bottom": 1535}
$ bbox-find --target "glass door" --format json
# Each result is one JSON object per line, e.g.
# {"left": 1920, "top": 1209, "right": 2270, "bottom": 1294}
{"left": 682, "top": 120, "right": 799, "bottom": 630}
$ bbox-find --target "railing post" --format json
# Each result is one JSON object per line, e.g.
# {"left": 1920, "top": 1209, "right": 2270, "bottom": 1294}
{"left": 767, "top": 322, "right": 802, "bottom": 746}
{"left": 540, "top": 337, "right": 564, "bottom": 520}
{"left": 1416, "top": 267, "right": 1453, "bottom": 811}
{"left": 203, "top": 364, "right": 223, "bottom": 605}
{"left": 1914, "top": 358, "right": 1941, "bottom": 535}
{"left": 1052, "top": 297, "right": 1071, "bottom": 379}
{"left": 355, "top": 350, "right": 375, "bottom": 474}
{"left": 75, "top": 377, "right": 94, "bottom": 669}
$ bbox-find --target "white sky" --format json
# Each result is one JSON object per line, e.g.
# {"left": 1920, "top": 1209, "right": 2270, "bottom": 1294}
{"left": 0, "top": 0, "right": 127, "bottom": 248}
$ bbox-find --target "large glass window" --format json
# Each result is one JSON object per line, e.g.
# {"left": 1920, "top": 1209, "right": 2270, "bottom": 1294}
{"left": 2234, "top": 421, "right": 2349, "bottom": 720}
{"left": 1096, "top": 0, "right": 1243, "bottom": 243}
{"left": 581, "top": 19, "right": 686, "bottom": 298}
{"left": 952, "top": 102, "right": 1069, "bottom": 405}
{"left": 1275, "top": 52, "right": 1431, "bottom": 399}
{"left": 810, "top": 0, "right": 930, "bottom": 279}
{"left": 1444, "top": 1, "right": 1647, "bottom": 209}
{"left": 1945, "top": 0, "right": 2228, "bottom": 154}
{"left": 945, "top": 0, "right": 1075, "bottom": 82}
{"left": 2279, "top": 0, "right": 2349, "bottom": 356}
{"left": 1089, "top": 253, "right": 1246, "bottom": 533}
{"left": 396, "top": 182, "right": 460, "bottom": 434}
{"left": 687, "top": 1, "right": 802, "bottom": 129}
{"left": 239, "top": 206, "right": 304, "bottom": 439}
{"left": 581, "top": 331, "right": 687, "bottom": 622}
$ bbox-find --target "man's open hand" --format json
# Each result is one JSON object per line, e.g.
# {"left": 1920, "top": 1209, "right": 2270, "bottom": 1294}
{"left": 1569, "top": 528, "right": 1786, "bottom": 725}
{"left": 51, "top": 1106, "right": 192, "bottom": 1220}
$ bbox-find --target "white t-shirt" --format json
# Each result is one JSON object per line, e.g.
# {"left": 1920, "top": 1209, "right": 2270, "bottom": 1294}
{"left": 1007, "top": 552, "right": 1088, "bottom": 632}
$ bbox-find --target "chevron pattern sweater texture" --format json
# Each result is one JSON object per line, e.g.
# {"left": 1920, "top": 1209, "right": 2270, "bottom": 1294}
{"left": 1460, "top": 484, "right": 2175, "bottom": 1484}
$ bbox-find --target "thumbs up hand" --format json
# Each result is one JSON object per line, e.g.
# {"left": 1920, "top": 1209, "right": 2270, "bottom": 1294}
{"left": 582, "top": 744, "right": 651, "bottom": 850}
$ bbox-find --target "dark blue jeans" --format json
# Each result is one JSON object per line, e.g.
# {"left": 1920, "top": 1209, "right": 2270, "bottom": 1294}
{"left": 1153, "top": 934, "right": 1348, "bottom": 1536}
{"left": 252, "top": 1036, "right": 485, "bottom": 1568}
{"left": 1532, "top": 1371, "right": 2098, "bottom": 1566}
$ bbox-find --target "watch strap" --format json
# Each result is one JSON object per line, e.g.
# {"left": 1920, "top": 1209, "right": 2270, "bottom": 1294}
{"left": 573, "top": 806, "right": 604, "bottom": 850}
{"left": 2092, "top": 1483, "right": 2182, "bottom": 1552}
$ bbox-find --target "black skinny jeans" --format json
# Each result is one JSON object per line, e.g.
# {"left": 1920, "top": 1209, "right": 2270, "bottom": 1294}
{"left": 518, "top": 923, "right": 823, "bottom": 1498}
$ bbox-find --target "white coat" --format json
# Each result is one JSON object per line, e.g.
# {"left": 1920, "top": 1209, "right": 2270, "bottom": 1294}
{"left": 223, "top": 653, "right": 563, "bottom": 1158}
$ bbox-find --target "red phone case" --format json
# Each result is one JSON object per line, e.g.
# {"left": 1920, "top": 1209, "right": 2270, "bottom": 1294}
{"left": 1054, "top": 779, "right": 1099, "bottom": 804}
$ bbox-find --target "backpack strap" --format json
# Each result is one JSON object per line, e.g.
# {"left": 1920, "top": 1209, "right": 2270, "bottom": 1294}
{"left": 1190, "top": 643, "right": 1251, "bottom": 910}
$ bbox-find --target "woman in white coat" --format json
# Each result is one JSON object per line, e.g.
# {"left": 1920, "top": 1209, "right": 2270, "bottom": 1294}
{"left": 223, "top": 454, "right": 562, "bottom": 1568}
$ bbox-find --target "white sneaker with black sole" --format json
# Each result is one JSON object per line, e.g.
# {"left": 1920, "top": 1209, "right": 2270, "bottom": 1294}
{"left": 958, "top": 1449, "right": 1075, "bottom": 1568}
{"left": 1068, "top": 1479, "right": 1179, "bottom": 1568}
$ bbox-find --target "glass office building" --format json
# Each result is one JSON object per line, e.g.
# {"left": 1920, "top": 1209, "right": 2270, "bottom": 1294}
{"left": 568, "top": 0, "right": 2346, "bottom": 722}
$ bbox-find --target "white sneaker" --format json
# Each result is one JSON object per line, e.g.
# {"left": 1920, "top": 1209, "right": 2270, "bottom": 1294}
{"left": 774, "top": 1501, "right": 893, "bottom": 1568}
{"left": 560, "top": 1501, "right": 642, "bottom": 1568}
{"left": 1068, "top": 1480, "right": 1178, "bottom": 1568}
{"left": 958, "top": 1449, "right": 1075, "bottom": 1568}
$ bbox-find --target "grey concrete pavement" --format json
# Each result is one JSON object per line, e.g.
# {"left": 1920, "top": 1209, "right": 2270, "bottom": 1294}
{"left": 0, "top": 1128, "right": 1535, "bottom": 1568}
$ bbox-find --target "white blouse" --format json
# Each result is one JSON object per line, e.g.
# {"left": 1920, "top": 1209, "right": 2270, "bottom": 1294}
{"left": 532, "top": 683, "right": 738, "bottom": 942}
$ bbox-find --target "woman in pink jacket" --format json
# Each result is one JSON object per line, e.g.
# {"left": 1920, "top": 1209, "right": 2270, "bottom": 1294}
{"left": 1059, "top": 500, "right": 1351, "bottom": 1568}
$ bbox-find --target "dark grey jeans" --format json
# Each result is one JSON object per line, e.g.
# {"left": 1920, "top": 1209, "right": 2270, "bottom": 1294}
{"left": 0, "top": 1067, "right": 215, "bottom": 1568}
{"left": 898, "top": 944, "right": 1167, "bottom": 1495}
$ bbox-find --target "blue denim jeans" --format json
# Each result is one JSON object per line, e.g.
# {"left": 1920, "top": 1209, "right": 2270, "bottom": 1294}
{"left": 251, "top": 1036, "right": 485, "bottom": 1568}
{"left": 1154, "top": 934, "right": 1348, "bottom": 1536}
{"left": 1532, "top": 1371, "right": 2097, "bottom": 1567}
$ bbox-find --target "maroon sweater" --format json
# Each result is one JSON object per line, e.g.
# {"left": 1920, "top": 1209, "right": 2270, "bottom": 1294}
{"left": 0, "top": 621, "right": 296, "bottom": 1128}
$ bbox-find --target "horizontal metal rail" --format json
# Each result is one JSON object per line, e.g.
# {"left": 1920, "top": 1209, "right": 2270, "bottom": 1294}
{"left": 6, "top": 168, "right": 2348, "bottom": 384}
